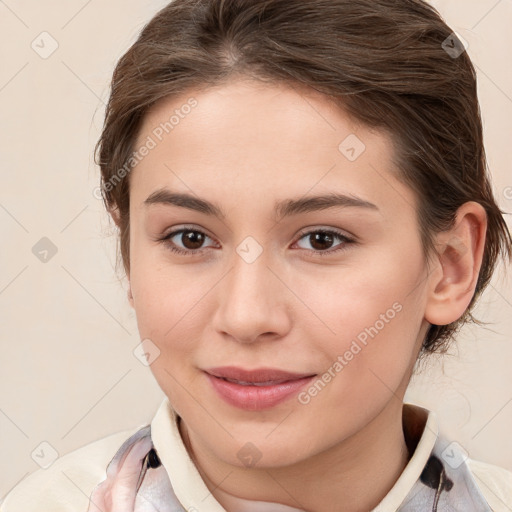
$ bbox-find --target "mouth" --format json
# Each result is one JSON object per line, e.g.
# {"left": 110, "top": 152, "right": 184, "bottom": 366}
{"left": 217, "top": 378, "right": 291, "bottom": 386}
{"left": 205, "top": 366, "right": 315, "bottom": 384}
{"left": 203, "top": 366, "right": 317, "bottom": 410}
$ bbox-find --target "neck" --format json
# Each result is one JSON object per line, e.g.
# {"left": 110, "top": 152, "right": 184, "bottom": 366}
{"left": 180, "top": 398, "right": 412, "bottom": 512}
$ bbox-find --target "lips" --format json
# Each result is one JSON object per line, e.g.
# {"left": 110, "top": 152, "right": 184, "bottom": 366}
{"left": 205, "top": 366, "right": 315, "bottom": 384}
{"left": 204, "top": 366, "right": 316, "bottom": 410}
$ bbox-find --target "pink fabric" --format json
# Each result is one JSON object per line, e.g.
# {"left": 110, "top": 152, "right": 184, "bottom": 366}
{"left": 86, "top": 426, "right": 185, "bottom": 512}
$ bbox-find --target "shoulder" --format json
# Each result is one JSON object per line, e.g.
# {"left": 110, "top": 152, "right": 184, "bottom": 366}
{"left": 467, "top": 458, "right": 512, "bottom": 511}
{"left": 0, "top": 427, "right": 141, "bottom": 512}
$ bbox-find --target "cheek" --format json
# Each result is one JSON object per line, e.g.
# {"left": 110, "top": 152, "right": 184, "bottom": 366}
{"left": 130, "top": 269, "right": 204, "bottom": 404}
{"left": 295, "top": 248, "right": 422, "bottom": 339}
{"left": 294, "top": 247, "right": 425, "bottom": 385}
{"left": 295, "top": 285, "right": 422, "bottom": 432}
{"left": 129, "top": 262, "right": 219, "bottom": 394}
{"left": 130, "top": 243, "right": 207, "bottom": 331}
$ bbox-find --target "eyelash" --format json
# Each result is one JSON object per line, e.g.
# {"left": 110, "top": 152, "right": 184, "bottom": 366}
{"left": 158, "top": 226, "right": 355, "bottom": 257}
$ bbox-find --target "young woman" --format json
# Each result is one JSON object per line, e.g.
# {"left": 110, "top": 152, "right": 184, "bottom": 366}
{"left": 3, "top": 0, "right": 511, "bottom": 510}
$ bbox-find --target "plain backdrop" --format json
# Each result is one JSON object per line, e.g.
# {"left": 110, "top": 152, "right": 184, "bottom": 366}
{"left": 0, "top": 0, "right": 511, "bottom": 501}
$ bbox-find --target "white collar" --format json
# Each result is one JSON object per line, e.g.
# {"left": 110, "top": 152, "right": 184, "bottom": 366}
{"left": 150, "top": 398, "right": 438, "bottom": 511}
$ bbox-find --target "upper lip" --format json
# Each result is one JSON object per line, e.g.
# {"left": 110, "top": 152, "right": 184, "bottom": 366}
{"left": 204, "top": 366, "right": 316, "bottom": 384}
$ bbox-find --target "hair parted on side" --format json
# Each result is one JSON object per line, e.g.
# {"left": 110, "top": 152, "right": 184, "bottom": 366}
{"left": 94, "top": 0, "right": 512, "bottom": 356}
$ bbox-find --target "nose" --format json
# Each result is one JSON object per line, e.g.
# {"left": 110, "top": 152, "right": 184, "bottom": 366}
{"left": 212, "top": 248, "right": 292, "bottom": 345}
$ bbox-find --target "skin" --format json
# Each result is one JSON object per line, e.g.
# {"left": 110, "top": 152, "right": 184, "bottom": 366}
{"left": 119, "top": 77, "right": 486, "bottom": 511}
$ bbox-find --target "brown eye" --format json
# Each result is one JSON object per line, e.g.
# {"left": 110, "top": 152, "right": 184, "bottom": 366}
{"left": 181, "top": 230, "right": 206, "bottom": 250}
{"left": 295, "top": 229, "right": 354, "bottom": 256}
{"left": 161, "top": 227, "right": 216, "bottom": 255}
{"left": 308, "top": 232, "right": 335, "bottom": 251}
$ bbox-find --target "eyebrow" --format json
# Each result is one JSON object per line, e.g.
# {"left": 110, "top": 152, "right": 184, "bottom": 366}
{"left": 143, "top": 188, "right": 379, "bottom": 220}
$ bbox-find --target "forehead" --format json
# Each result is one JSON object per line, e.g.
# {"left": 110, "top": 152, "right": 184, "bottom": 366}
{"left": 130, "top": 78, "right": 416, "bottom": 218}
{"left": 136, "top": 78, "right": 370, "bottom": 150}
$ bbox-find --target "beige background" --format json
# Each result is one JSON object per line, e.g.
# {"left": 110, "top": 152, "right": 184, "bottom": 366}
{"left": 0, "top": 0, "right": 511, "bottom": 502}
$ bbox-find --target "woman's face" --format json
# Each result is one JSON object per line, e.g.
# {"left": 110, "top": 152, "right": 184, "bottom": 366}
{"left": 127, "top": 78, "right": 430, "bottom": 467}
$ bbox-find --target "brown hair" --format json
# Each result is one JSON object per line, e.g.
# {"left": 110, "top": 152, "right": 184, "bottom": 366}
{"left": 95, "top": 0, "right": 512, "bottom": 355}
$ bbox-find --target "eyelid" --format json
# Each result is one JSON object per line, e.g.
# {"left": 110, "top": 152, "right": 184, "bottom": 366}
{"left": 295, "top": 225, "right": 356, "bottom": 241}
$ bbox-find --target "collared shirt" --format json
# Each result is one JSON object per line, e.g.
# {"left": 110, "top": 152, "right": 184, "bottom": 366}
{"left": 2, "top": 398, "right": 511, "bottom": 511}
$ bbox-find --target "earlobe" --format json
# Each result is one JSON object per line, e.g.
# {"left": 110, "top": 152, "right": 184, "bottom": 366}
{"left": 424, "top": 201, "right": 487, "bottom": 326}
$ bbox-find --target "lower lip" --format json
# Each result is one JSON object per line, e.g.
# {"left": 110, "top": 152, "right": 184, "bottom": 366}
{"left": 205, "top": 373, "right": 315, "bottom": 410}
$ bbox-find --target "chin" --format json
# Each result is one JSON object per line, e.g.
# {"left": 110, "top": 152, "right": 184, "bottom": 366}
{"left": 213, "top": 431, "right": 315, "bottom": 470}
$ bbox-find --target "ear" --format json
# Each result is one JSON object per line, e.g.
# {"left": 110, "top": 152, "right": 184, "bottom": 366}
{"left": 127, "top": 279, "right": 134, "bottom": 309}
{"left": 424, "top": 201, "right": 487, "bottom": 326}
{"left": 108, "top": 206, "right": 133, "bottom": 307}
